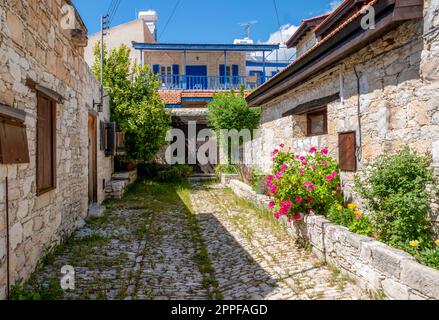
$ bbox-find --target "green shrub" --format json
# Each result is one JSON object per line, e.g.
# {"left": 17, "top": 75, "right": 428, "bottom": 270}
{"left": 10, "top": 278, "right": 63, "bottom": 300}
{"left": 138, "top": 163, "right": 193, "bottom": 182}
{"left": 354, "top": 148, "right": 434, "bottom": 248}
{"left": 327, "top": 203, "right": 373, "bottom": 236}
{"left": 215, "top": 164, "right": 238, "bottom": 175}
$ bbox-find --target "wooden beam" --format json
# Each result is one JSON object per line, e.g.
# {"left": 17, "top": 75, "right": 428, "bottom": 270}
{"left": 282, "top": 93, "right": 340, "bottom": 117}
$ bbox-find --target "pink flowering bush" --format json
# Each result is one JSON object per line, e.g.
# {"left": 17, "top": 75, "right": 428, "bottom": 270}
{"left": 265, "top": 145, "right": 343, "bottom": 221}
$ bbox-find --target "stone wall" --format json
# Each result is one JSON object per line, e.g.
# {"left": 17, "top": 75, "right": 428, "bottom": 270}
{"left": 244, "top": 1, "right": 439, "bottom": 231}
{"left": 0, "top": 0, "right": 112, "bottom": 299}
{"left": 228, "top": 179, "right": 439, "bottom": 300}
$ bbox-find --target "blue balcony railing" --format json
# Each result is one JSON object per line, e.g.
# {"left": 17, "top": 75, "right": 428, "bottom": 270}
{"left": 157, "top": 75, "right": 272, "bottom": 91}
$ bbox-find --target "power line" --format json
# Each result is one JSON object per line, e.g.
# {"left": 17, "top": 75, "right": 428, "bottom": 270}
{"left": 159, "top": 0, "right": 182, "bottom": 41}
{"left": 272, "top": 0, "right": 284, "bottom": 44}
{"left": 108, "top": 0, "right": 121, "bottom": 25}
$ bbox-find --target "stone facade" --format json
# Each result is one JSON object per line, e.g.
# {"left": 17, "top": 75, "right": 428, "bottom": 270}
{"left": 245, "top": 1, "right": 439, "bottom": 230}
{"left": 228, "top": 179, "right": 439, "bottom": 300}
{"left": 0, "top": 0, "right": 113, "bottom": 299}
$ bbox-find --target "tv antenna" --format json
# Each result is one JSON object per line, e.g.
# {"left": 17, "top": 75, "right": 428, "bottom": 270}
{"left": 239, "top": 21, "right": 257, "bottom": 39}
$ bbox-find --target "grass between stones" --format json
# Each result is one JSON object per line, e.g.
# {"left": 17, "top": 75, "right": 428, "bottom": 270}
{"left": 10, "top": 179, "right": 222, "bottom": 300}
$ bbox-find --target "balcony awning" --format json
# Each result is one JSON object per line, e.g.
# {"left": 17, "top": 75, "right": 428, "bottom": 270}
{"left": 132, "top": 42, "right": 279, "bottom": 52}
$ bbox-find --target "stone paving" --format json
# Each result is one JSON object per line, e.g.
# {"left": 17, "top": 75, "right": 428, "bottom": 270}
{"left": 25, "top": 181, "right": 368, "bottom": 300}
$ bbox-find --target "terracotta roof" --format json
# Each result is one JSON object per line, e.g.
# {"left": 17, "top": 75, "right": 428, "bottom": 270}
{"left": 286, "top": 13, "right": 330, "bottom": 48}
{"left": 158, "top": 90, "right": 183, "bottom": 104}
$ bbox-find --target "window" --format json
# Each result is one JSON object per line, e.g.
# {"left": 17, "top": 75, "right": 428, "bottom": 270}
{"left": 339, "top": 131, "right": 357, "bottom": 172}
{"left": 36, "top": 92, "right": 56, "bottom": 195}
{"left": 0, "top": 104, "right": 30, "bottom": 164}
{"left": 160, "top": 66, "right": 172, "bottom": 76}
{"left": 306, "top": 108, "right": 327, "bottom": 136}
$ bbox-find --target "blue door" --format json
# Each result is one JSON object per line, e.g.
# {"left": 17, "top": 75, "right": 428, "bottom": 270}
{"left": 186, "top": 65, "right": 207, "bottom": 89}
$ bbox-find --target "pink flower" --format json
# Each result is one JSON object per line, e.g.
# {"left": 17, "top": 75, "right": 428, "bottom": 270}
{"left": 293, "top": 213, "right": 302, "bottom": 221}
{"left": 281, "top": 163, "right": 287, "bottom": 172}
{"left": 266, "top": 180, "right": 273, "bottom": 187}
{"left": 272, "top": 149, "right": 279, "bottom": 156}
{"left": 287, "top": 217, "right": 292, "bottom": 223}
{"left": 309, "top": 147, "right": 317, "bottom": 154}
{"left": 279, "top": 144, "right": 285, "bottom": 148}
{"left": 269, "top": 201, "right": 276, "bottom": 209}
{"left": 270, "top": 185, "right": 278, "bottom": 193}
{"left": 276, "top": 171, "right": 283, "bottom": 179}
{"left": 299, "top": 170, "right": 304, "bottom": 175}
{"left": 302, "top": 161, "right": 308, "bottom": 166}
{"left": 332, "top": 171, "right": 338, "bottom": 177}
{"left": 355, "top": 214, "right": 362, "bottom": 220}
{"left": 321, "top": 148, "right": 328, "bottom": 155}
{"left": 274, "top": 212, "right": 280, "bottom": 220}
{"left": 296, "top": 197, "right": 303, "bottom": 203}
{"left": 280, "top": 200, "right": 293, "bottom": 208}
{"left": 279, "top": 206, "right": 290, "bottom": 215}
{"left": 312, "top": 165, "right": 317, "bottom": 170}
{"left": 321, "top": 161, "right": 329, "bottom": 166}
{"left": 266, "top": 175, "right": 274, "bottom": 181}
{"left": 325, "top": 175, "right": 334, "bottom": 182}
{"left": 299, "top": 156, "right": 305, "bottom": 161}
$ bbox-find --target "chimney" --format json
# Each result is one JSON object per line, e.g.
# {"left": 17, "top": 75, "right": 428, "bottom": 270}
{"left": 139, "top": 10, "right": 158, "bottom": 41}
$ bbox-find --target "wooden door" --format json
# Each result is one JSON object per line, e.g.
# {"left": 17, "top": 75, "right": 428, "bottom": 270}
{"left": 88, "top": 114, "right": 97, "bottom": 203}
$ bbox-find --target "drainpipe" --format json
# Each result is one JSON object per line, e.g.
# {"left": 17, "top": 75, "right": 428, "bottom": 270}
{"left": 353, "top": 65, "right": 363, "bottom": 162}
{"left": 4, "top": 176, "right": 10, "bottom": 299}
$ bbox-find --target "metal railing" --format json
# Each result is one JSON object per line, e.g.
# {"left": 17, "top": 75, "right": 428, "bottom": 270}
{"left": 157, "top": 75, "right": 272, "bottom": 90}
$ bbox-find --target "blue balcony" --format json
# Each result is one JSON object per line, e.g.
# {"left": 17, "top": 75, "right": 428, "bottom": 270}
{"left": 157, "top": 75, "right": 273, "bottom": 91}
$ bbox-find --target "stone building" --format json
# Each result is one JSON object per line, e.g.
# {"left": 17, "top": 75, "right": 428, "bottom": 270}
{"left": 0, "top": 0, "right": 115, "bottom": 299}
{"left": 245, "top": 0, "right": 439, "bottom": 229}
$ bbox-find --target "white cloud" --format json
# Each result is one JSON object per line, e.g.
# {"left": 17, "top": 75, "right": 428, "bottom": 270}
{"left": 256, "top": 24, "right": 298, "bottom": 62}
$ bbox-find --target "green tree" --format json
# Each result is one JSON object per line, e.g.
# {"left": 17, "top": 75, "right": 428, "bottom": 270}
{"left": 207, "top": 90, "right": 261, "bottom": 182}
{"left": 92, "top": 43, "right": 171, "bottom": 162}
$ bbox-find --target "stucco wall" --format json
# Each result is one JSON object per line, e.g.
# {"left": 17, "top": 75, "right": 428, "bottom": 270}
{"left": 0, "top": 0, "right": 112, "bottom": 299}
{"left": 84, "top": 18, "right": 155, "bottom": 68}
{"left": 144, "top": 51, "right": 247, "bottom": 77}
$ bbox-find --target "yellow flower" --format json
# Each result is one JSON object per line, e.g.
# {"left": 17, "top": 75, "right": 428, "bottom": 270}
{"left": 409, "top": 240, "right": 420, "bottom": 248}
{"left": 435, "top": 239, "right": 439, "bottom": 246}
{"left": 337, "top": 205, "right": 343, "bottom": 211}
{"left": 354, "top": 210, "right": 363, "bottom": 217}
{"left": 347, "top": 203, "right": 357, "bottom": 210}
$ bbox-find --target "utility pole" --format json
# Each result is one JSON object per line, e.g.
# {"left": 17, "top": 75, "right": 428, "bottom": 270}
{"left": 98, "top": 14, "right": 110, "bottom": 111}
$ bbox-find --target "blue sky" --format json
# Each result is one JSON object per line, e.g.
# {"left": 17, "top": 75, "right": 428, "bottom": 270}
{"left": 72, "top": 0, "right": 341, "bottom": 44}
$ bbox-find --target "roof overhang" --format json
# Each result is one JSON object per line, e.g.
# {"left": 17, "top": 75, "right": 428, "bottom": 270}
{"left": 132, "top": 42, "right": 279, "bottom": 52}
{"left": 286, "top": 14, "right": 330, "bottom": 48}
{"left": 247, "top": 0, "right": 423, "bottom": 107}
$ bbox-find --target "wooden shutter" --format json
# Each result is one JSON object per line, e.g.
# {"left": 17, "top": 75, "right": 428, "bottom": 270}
{"left": 339, "top": 132, "right": 357, "bottom": 172}
{"left": 37, "top": 93, "right": 56, "bottom": 195}
{"left": 99, "top": 120, "right": 105, "bottom": 151}
{"left": 0, "top": 104, "right": 30, "bottom": 164}
{"left": 105, "top": 122, "right": 116, "bottom": 156}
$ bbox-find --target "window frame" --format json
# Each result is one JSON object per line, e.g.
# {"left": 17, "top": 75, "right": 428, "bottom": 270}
{"left": 36, "top": 92, "right": 57, "bottom": 196}
{"left": 306, "top": 107, "right": 328, "bottom": 137}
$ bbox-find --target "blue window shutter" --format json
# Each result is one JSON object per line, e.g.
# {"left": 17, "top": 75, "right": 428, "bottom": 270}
{"left": 153, "top": 64, "right": 160, "bottom": 74}
{"left": 172, "top": 64, "right": 179, "bottom": 75}
{"left": 232, "top": 64, "right": 239, "bottom": 76}
{"left": 232, "top": 65, "right": 239, "bottom": 85}
{"left": 219, "top": 65, "right": 225, "bottom": 84}
{"left": 172, "top": 64, "right": 180, "bottom": 86}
